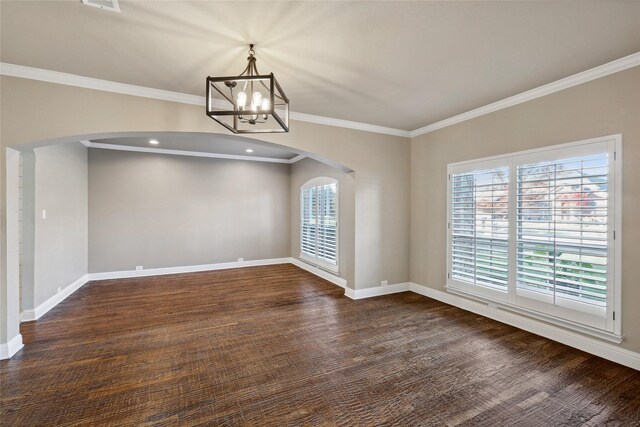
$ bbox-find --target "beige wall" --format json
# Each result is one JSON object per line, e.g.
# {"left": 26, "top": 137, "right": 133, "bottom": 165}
{"left": 0, "top": 76, "right": 410, "bottom": 311}
{"left": 410, "top": 66, "right": 640, "bottom": 352}
{"left": 19, "top": 150, "right": 35, "bottom": 311}
{"left": 290, "top": 158, "right": 356, "bottom": 286}
{"left": 0, "top": 65, "right": 636, "bottom": 355}
{"left": 32, "top": 142, "right": 88, "bottom": 308}
{"left": 2, "top": 149, "right": 21, "bottom": 344}
{"left": 88, "top": 149, "right": 290, "bottom": 272}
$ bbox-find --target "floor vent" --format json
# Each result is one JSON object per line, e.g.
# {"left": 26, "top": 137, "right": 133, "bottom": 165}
{"left": 81, "top": 0, "right": 121, "bottom": 13}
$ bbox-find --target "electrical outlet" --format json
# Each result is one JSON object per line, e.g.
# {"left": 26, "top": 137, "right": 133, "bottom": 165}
{"left": 381, "top": 280, "right": 388, "bottom": 287}
{"left": 488, "top": 302, "right": 498, "bottom": 311}
{"left": 57, "top": 287, "right": 62, "bottom": 293}
{"left": 135, "top": 265, "right": 143, "bottom": 271}
{"left": 238, "top": 258, "right": 244, "bottom": 262}
{"left": 42, "top": 209, "right": 47, "bottom": 219}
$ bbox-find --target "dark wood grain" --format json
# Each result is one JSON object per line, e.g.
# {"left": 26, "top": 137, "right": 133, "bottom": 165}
{"left": 1, "top": 264, "right": 639, "bottom": 426}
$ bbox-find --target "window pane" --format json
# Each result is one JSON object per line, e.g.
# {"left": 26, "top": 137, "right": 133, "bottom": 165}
{"left": 300, "top": 181, "right": 338, "bottom": 266}
{"left": 516, "top": 153, "right": 609, "bottom": 311}
{"left": 451, "top": 167, "right": 509, "bottom": 291}
{"left": 301, "top": 187, "right": 317, "bottom": 257}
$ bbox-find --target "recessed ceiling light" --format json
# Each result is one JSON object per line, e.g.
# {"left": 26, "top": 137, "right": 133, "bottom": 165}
{"left": 245, "top": 149, "right": 254, "bottom": 153}
{"left": 149, "top": 139, "right": 159, "bottom": 145}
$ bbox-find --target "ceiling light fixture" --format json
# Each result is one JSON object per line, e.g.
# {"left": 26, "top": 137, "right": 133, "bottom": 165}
{"left": 149, "top": 139, "right": 159, "bottom": 145}
{"left": 245, "top": 149, "right": 254, "bottom": 153}
{"left": 206, "top": 44, "right": 289, "bottom": 134}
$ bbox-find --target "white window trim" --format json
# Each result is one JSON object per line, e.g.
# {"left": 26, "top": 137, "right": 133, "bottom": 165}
{"left": 300, "top": 177, "right": 339, "bottom": 274}
{"left": 446, "top": 134, "right": 622, "bottom": 341}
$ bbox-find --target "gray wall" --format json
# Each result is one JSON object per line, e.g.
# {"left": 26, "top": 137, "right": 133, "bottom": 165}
{"left": 410, "top": 66, "right": 640, "bottom": 352}
{"left": 19, "top": 150, "right": 35, "bottom": 311}
{"left": 88, "top": 149, "right": 291, "bottom": 273}
{"left": 33, "top": 142, "right": 88, "bottom": 307}
{"left": 290, "top": 158, "right": 356, "bottom": 286}
{"left": 1, "top": 75, "right": 411, "bottom": 296}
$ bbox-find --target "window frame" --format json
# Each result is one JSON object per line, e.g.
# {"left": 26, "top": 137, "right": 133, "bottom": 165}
{"left": 300, "top": 177, "right": 339, "bottom": 273}
{"left": 446, "top": 135, "right": 622, "bottom": 340}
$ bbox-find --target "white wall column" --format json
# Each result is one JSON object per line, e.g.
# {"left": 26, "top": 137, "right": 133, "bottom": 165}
{"left": 1, "top": 148, "right": 24, "bottom": 359}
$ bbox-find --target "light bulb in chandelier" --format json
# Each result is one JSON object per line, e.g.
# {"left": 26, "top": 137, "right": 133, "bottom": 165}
{"left": 236, "top": 91, "right": 247, "bottom": 109}
{"left": 252, "top": 92, "right": 263, "bottom": 109}
{"left": 206, "top": 43, "right": 290, "bottom": 133}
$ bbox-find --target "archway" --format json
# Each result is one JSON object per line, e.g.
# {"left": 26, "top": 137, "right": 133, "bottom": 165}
{"left": 4, "top": 131, "right": 356, "bottom": 357}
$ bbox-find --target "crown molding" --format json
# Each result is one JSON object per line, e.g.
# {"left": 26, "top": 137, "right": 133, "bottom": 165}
{"left": 3, "top": 52, "right": 637, "bottom": 140}
{"left": 82, "top": 140, "right": 297, "bottom": 164}
{"left": 289, "top": 154, "right": 307, "bottom": 163}
{"left": 289, "top": 111, "right": 410, "bottom": 138}
{"left": 0, "top": 62, "right": 206, "bottom": 106}
{"left": 0, "top": 62, "right": 411, "bottom": 138}
{"left": 410, "top": 52, "right": 640, "bottom": 138}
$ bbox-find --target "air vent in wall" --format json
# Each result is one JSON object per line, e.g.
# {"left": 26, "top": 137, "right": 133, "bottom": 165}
{"left": 81, "top": 0, "right": 121, "bottom": 13}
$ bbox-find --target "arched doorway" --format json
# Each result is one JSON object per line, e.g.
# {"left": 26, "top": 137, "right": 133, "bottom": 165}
{"left": 3, "top": 131, "right": 355, "bottom": 358}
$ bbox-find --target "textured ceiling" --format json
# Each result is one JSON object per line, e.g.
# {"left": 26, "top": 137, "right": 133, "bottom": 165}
{"left": 2, "top": 1, "right": 639, "bottom": 131}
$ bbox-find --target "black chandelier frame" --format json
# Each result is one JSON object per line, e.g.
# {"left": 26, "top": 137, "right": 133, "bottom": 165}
{"left": 206, "top": 44, "right": 290, "bottom": 134}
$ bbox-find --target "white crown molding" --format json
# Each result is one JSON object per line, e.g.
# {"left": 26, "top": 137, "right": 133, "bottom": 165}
{"left": 0, "top": 334, "right": 24, "bottom": 360}
{"left": 289, "top": 154, "right": 307, "bottom": 163}
{"left": 83, "top": 140, "right": 296, "bottom": 164}
{"left": 0, "top": 62, "right": 411, "bottom": 138}
{"left": 410, "top": 52, "right": 640, "bottom": 138}
{"left": 0, "top": 62, "right": 207, "bottom": 106}
{"left": 409, "top": 283, "right": 640, "bottom": 371}
{"left": 2, "top": 53, "right": 637, "bottom": 140}
{"left": 289, "top": 111, "right": 410, "bottom": 138}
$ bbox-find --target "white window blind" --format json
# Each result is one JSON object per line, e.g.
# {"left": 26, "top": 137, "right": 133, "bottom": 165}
{"left": 516, "top": 153, "right": 609, "bottom": 317}
{"left": 451, "top": 167, "right": 509, "bottom": 292}
{"left": 447, "top": 136, "right": 620, "bottom": 335}
{"left": 301, "top": 178, "right": 338, "bottom": 271}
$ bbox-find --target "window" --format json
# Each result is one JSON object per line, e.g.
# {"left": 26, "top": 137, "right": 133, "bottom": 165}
{"left": 447, "top": 135, "right": 621, "bottom": 337}
{"left": 301, "top": 177, "right": 338, "bottom": 272}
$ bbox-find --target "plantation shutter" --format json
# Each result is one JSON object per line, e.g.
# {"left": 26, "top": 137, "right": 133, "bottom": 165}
{"left": 450, "top": 167, "right": 509, "bottom": 292}
{"left": 301, "top": 186, "right": 317, "bottom": 258}
{"left": 316, "top": 183, "right": 338, "bottom": 264}
{"left": 448, "top": 137, "right": 618, "bottom": 334}
{"left": 300, "top": 179, "right": 338, "bottom": 269}
{"left": 516, "top": 153, "right": 609, "bottom": 316}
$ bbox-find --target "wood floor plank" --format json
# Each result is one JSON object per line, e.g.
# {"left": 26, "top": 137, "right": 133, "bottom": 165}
{"left": 1, "top": 264, "right": 639, "bottom": 426}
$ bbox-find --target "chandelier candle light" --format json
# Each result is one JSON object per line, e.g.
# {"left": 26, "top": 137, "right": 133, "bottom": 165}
{"left": 206, "top": 44, "right": 290, "bottom": 133}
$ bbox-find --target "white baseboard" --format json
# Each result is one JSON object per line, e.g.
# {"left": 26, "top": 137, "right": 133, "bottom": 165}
{"left": 20, "top": 274, "right": 89, "bottom": 322}
{"left": 20, "top": 309, "right": 36, "bottom": 322}
{"left": 344, "top": 282, "right": 411, "bottom": 300}
{"left": 18, "top": 258, "right": 292, "bottom": 326}
{"left": 87, "top": 258, "right": 292, "bottom": 281}
{"left": 289, "top": 257, "right": 347, "bottom": 288}
{"left": 409, "top": 282, "right": 640, "bottom": 371}
{"left": 0, "top": 334, "right": 24, "bottom": 359}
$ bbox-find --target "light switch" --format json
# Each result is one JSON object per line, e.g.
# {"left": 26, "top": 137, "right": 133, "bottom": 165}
{"left": 42, "top": 209, "right": 47, "bottom": 219}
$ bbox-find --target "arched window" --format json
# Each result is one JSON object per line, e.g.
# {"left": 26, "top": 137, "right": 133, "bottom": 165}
{"left": 300, "top": 177, "right": 338, "bottom": 272}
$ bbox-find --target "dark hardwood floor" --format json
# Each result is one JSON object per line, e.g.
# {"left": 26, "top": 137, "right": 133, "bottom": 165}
{"left": 1, "top": 264, "right": 639, "bottom": 426}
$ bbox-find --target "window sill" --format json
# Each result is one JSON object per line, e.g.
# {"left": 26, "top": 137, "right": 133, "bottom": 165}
{"left": 299, "top": 253, "right": 339, "bottom": 274}
{"left": 446, "top": 286, "right": 623, "bottom": 344}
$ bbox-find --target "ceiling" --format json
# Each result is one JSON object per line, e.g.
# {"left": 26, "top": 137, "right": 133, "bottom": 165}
{"left": 90, "top": 133, "right": 300, "bottom": 160}
{"left": 1, "top": 1, "right": 639, "bottom": 131}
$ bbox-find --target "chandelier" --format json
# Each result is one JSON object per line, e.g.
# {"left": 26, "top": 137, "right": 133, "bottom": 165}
{"left": 206, "top": 44, "right": 290, "bottom": 133}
